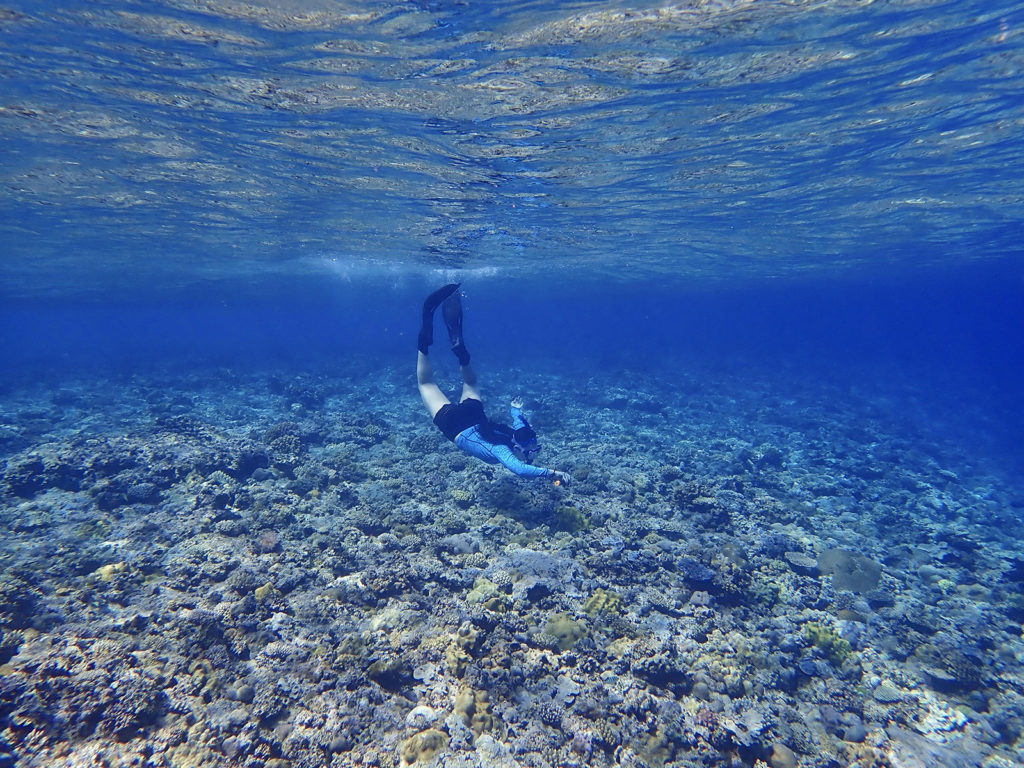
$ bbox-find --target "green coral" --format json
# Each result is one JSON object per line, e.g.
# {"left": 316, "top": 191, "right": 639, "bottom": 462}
{"left": 253, "top": 582, "right": 278, "bottom": 601}
{"left": 747, "top": 572, "right": 781, "bottom": 607}
{"left": 486, "top": 485, "right": 533, "bottom": 518}
{"left": 466, "top": 577, "right": 510, "bottom": 612}
{"left": 481, "top": 595, "right": 510, "bottom": 613}
{"left": 583, "top": 588, "right": 623, "bottom": 616}
{"left": 450, "top": 488, "right": 473, "bottom": 509}
{"left": 188, "top": 659, "right": 219, "bottom": 701}
{"left": 94, "top": 561, "right": 130, "bottom": 582}
{"left": 445, "top": 643, "right": 471, "bottom": 677}
{"left": 466, "top": 577, "right": 497, "bottom": 604}
{"left": 542, "top": 612, "right": 588, "bottom": 651}
{"left": 335, "top": 634, "right": 366, "bottom": 658}
{"left": 367, "top": 657, "right": 413, "bottom": 691}
{"left": 76, "top": 518, "right": 112, "bottom": 540}
{"left": 552, "top": 505, "right": 591, "bottom": 532}
{"left": 804, "top": 622, "right": 853, "bottom": 666}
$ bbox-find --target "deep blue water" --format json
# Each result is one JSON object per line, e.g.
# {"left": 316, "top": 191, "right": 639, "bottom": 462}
{"left": 3, "top": 259, "right": 1021, "bottom": 386}
{"left": 3, "top": 259, "right": 1022, "bottom": 479}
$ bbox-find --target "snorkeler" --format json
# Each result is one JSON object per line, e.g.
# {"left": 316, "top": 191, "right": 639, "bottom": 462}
{"left": 416, "top": 284, "right": 571, "bottom": 484}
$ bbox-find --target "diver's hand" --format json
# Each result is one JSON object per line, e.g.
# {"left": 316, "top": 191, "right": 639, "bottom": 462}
{"left": 551, "top": 470, "right": 570, "bottom": 486}
{"left": 511, "top": 396, "right": 524, "bottom": 409}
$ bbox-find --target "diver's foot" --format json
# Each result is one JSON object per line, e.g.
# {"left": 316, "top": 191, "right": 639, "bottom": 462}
{"left": 442, "top": 291, "right": 463, "bottom": 345}
{"left": 418, "top": 283, "right": 460, "bottom": 353}
{"left": 442, "top": 289, "right": 470, "bottom": 364}
{"left": 440, "top": 288, "right": 469, "bottom": 364}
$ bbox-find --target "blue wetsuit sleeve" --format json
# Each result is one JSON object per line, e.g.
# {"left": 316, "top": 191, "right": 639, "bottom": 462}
{"left": 510, "top": 404, "right": 529, "bottom": 430}
{"left": 456, "top": 424, "right": 551, "bottom": 479}
{"left": 491, "top": 444, "right": 552, "bottom": 478}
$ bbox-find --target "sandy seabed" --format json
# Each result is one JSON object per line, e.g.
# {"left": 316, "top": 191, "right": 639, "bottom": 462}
{"left": 1, "top": 355, "right": 1022, "bottom": 768}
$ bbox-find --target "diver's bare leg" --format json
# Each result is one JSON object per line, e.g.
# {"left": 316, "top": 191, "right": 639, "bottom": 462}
{"left": 418, "top": 352, "right": 450, "bottom": 417}
{"left": 460, "top": 363, "right": 481, "bottom": 402}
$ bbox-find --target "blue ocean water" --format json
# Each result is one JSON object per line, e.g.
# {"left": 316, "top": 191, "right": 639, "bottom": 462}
{"left": 2, "top": 1, "right": 1024, "bottom": 766}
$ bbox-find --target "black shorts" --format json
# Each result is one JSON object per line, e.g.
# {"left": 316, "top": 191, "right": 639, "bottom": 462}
{"left": 433, "top": 398, "right": 486, "bottom": 442}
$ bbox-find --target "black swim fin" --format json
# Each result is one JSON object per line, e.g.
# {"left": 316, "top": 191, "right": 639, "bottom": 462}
{"left": 418, "top": 283, "right": 460, "bottom": 354}
{"left": 442, "top": 291, "right": 471, "bottom": 366}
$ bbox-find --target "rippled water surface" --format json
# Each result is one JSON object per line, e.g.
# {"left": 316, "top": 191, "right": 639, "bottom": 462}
{"left": 3, "top": 0, "right": 1024, "bottom": 297}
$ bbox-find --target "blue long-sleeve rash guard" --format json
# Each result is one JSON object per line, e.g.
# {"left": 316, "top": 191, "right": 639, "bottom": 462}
{"left": 510, "top": 403, "right": 530, "bottom": 433}
{"left": 454, "top": 404, "right": 551, "bottom": 478}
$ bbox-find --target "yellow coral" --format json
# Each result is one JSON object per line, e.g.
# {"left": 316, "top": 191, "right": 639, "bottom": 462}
{"left": 445, "top": 642, "right": 471, "bottom": 677}
{"left": 606, "top": 637, "right": 634, "bottom": 658}
{"left": 254, "top": 582, "right": 277, "bottom": 601}
{"left": 445, "top": 623, "right": 480, "bottom": 677}
{"left": 94, "top": 561, "right": 129, "bottom": 582}
{"left": 467, "top": 577, "right": 510, "bottom": 612}
{"left": 451, "top": 488, "right": 473, "bottom": 508}
{"left": 400, "top": 728, "right": 448, "bottom": 764}
{"left": 168, "top": 742, "right": 220, "bottom": 768}
{"left": 454, "top": 688, "right": 504, "bottom": 737}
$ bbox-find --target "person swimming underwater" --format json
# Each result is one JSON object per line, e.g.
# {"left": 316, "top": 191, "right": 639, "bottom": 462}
{"left": 416, "top": 284, "right": 571, "bottom": 484}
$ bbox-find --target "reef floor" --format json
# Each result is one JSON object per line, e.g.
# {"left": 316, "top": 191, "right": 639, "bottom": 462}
{"left": 0, "top": 356, "right": 1022, "bottom": 768}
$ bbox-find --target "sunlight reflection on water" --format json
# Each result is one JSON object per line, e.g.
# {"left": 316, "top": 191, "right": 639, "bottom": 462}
{"left": 1, "top": 0, "right": 1023, "bottom": 298}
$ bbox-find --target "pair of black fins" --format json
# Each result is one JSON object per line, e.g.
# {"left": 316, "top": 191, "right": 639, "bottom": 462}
{"left": 419, "top": 283, "right": 470, "bottom": 365}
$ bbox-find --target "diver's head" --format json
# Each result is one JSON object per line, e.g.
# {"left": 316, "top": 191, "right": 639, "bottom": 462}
{"left": 513, "top": 426, "right": 541, "bottom": 464}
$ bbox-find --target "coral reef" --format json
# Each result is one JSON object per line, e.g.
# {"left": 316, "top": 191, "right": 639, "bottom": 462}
{"left": 0, "top": 359, "right": 1021, "bottom": 767}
